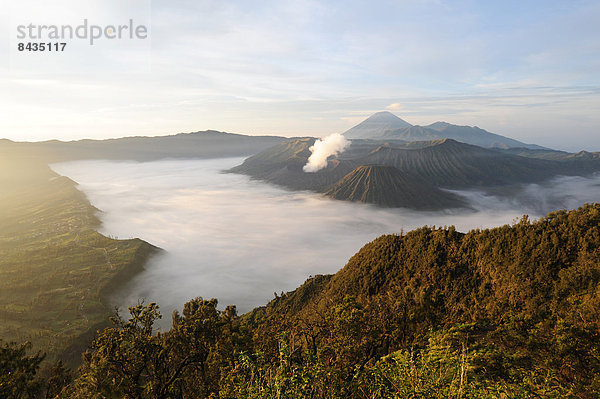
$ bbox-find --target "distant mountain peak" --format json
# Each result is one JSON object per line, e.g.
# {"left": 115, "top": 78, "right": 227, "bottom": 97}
{"left": 344, "top": 114, "right": 546, "bottom": 150}
{"left": 343, "top": 111, "right": 412, "bottom": 139}
{"left": 366, "top": 111, "right": 406, "bottom": 121}
{"left": 426, "top": 121, "right": 452, "bottom": 131}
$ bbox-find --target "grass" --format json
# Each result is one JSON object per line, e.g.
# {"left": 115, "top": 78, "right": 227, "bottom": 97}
{"left": 0, "top": 153, "right": 157, "bottom": 367}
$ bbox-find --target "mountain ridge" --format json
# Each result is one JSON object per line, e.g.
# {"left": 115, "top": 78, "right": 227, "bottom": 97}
{"left": 230, "top": 137, "right": 600, "bottom": 209}
{"left": 344, "top": 112, "right": 545, "bottom": 150}
{"left": 4, "top": 130, "right": 286, "bottom": 163}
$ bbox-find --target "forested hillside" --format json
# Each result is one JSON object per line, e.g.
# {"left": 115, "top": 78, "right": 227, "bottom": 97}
{"left": 8, "top": 203, "right": 598, "bottom": 398}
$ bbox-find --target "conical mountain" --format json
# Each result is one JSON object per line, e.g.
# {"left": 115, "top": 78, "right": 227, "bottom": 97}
{"left": 325, "top": 164, "right": 465, "bottom": 210}
{"left": 343, "top": 111, "right": 412, "bottom": 139}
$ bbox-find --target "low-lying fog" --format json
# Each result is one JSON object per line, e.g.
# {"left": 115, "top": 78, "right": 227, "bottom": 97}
{"left": 51, "top": 158, "right": 600, "bottom": 325}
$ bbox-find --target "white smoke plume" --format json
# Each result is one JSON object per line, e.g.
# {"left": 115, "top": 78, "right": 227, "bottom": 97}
{"left": 303, "top": 133, "right": 350, "bottom": 173}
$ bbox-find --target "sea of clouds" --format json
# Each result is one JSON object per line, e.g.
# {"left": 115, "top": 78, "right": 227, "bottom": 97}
{"left": 51, "top": 158, "right": 600, "bottom": 327}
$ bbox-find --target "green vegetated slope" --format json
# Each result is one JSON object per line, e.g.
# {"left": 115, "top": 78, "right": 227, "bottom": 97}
{"left": 244, "top": 203, "right": 600, "bottom": 396}
{"left": 52, "top": 204, "right": 600, "bottom": 398}
{"left": 231, "top": 137, "right": 600, "bottom": 209}
{"left": 0, "top": 129, "right": 282, "bottom": 369}
{"left": 0, "top": 153, "right": 157, "bottom": 366}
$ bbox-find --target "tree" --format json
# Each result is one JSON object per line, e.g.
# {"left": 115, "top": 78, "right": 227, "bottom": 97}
{"left": 0, "top": 340, "right": 44, "bottom": 399}
{"left": 67, "top": 298, "right": 249, "bottom": 398}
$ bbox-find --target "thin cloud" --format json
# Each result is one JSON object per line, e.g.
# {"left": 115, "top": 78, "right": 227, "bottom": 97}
{"left": 1, "top": 1, "right": 598, "bottom": 150}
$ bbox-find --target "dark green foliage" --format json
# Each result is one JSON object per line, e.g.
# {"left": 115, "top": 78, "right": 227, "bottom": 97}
{"left": 250, "top": 203, "right": 600, "bottom": 397}
{"left": 6, "top": 201, "right": 600, "bottom": 397}
{"left": 0, "top": 340, "right": 44, "bottom": 398}
{"left": 66, "top": 299, "right": 251, "bottom": 398}
{"left": 44, "top": 360, "right": 72, "bottom": 399}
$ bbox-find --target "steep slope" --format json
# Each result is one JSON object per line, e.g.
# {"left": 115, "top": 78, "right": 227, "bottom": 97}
{"left": 250, "top": 204, "right": 600, "bottom": 395}
{"left": 50, "top": 204, "right": 600, "bottom": 397}
{"left": 343, "top": 111, "right": 412, "bottom": 139}
{"left": 325, "top": 165, "right": 465, "bottom": 209}
{"left": 262, "top": 204, "right": 600, "bottom": 341}
{"left": 0, "top": 153, "right": 159, "bottom": 367}
{"left": 360, "top": 139, "right": 564, "bottom": 187}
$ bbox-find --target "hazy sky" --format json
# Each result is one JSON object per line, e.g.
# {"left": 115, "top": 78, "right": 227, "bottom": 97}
{"left": 2, "top": 0, "right": 599, "bottom": 151}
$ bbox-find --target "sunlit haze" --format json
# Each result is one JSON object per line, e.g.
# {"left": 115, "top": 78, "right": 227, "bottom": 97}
{"left": 1, "top": 0, "right": 599, "bottom": 151}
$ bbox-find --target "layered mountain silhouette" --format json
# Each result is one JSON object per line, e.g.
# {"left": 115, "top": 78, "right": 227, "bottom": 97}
{"left": 5, "top": 130, "right": 285, "bottom": 163}
{"left": 6, "top": 123, "right": 595, "bottom": 211}
{"left": 231, "top": 137, "right": 600, "bottom": 210}
{"left": 344, "top": 111, "right": 544, "bottom": 150}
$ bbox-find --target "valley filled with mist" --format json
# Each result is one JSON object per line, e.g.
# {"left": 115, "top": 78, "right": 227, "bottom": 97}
{"left": 4, "top": 0, "right": 600, "bottom": 396}
{"left": 3, "top": 115, "right": 600, "bottom": 397}
{"left": 52, "top": 157, "right": 600, "bottom": 322}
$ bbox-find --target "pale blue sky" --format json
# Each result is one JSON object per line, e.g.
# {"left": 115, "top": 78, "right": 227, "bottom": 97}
{"left": 1, "top": 0, "right": 599, "bottom": 151}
